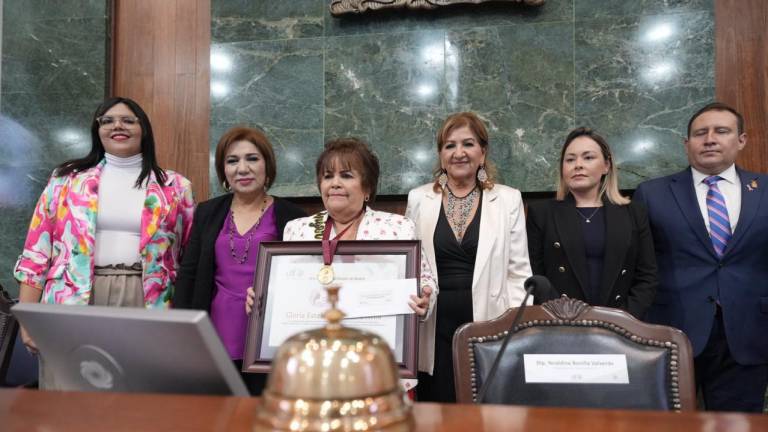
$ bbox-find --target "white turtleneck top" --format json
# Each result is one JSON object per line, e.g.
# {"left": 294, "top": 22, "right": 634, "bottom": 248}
{"left": 94, "top": 153, "right": 145, "bottom": 266}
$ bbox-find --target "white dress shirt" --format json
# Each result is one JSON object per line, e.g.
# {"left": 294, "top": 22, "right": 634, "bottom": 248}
{"left": 691, "top": 164, "right": 741, "bottom": 232}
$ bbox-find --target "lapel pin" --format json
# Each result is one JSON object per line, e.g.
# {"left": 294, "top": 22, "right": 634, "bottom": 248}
{"left": 746, "top": 178, "right": 758, "bottom": 192}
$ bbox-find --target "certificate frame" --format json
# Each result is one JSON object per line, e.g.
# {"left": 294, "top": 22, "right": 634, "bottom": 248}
{"left": 243, "top": 240, "right": 421, "bottom": 378}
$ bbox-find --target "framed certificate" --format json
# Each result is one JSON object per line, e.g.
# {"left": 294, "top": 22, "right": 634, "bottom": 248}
{"left": 242, "top": 240, "right": 421, "bottom": 378}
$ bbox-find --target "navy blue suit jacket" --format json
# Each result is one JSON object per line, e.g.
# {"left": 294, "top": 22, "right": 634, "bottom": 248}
{"left": 634, "top": 167, "right": 768, "bottom": 365}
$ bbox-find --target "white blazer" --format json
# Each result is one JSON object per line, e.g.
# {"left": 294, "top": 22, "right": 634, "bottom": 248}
{"left": 406, "top": 183, "right": 532, "bottom": 374}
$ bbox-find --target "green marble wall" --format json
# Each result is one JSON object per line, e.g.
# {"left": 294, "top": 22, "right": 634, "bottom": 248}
{"left": 0, "top": 0, "right": 109, "bottom": 295}
{"left": 211, "top": 0, "right": 714, "bottom": 197}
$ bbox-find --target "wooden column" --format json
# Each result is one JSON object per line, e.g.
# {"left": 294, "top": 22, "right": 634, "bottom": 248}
{"left": 716, "top": 0, "right": 768, "bottom": 174}
{"left": 111, "top": 0, "right": 211, "bottom": 200}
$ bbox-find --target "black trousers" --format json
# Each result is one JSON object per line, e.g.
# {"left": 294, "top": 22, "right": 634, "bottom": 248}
{"left": 694, "top": 308, "right": 768, "bottom": 412}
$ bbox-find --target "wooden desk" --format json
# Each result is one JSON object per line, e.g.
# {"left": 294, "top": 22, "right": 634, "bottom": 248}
{"left": 1, "top": 388, "right": 765, "bottom": 431}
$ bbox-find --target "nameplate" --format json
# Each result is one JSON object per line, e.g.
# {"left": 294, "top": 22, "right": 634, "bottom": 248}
{"left": 523, "top": 354, "right": 629, "bottom": 384}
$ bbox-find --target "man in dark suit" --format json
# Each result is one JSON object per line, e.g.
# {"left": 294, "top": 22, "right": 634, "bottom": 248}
{"left": 634, "top": 102, "right": 768, "bottom": 412}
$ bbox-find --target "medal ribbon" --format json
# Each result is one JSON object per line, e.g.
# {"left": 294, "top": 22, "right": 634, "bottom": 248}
{"left": 322, "top": 208, "right": 365, "bottom": 266}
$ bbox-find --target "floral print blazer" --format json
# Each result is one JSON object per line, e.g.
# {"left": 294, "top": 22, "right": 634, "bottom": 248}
{"left": 14, "top": 160, "right": 195, "bottom": 308}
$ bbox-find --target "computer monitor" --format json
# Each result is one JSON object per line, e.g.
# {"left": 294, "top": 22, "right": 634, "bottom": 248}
{"left": 12, "top": 303, "right": 249, "bottom": 396}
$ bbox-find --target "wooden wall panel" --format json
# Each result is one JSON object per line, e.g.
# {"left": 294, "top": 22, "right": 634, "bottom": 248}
{"left": 111, "top": 0, "right": 210, "bottom": 200}
{"left": 716, "top": 0, "right": 768, "bottom": 174}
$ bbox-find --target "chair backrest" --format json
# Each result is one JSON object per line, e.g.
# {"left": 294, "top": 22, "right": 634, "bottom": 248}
{"left": 0, "top": 283, "right": 20, "bottom": 385}
{"left": 3, "top": 330, "right": 39, "bottom": 387}
{"left": 453, "top": 297, "right": 695, "bottom": 411}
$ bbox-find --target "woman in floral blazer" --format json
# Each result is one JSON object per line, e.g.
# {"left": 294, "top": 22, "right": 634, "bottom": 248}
{"left": 14, "top": 97, "right": 194, "bottom": 358}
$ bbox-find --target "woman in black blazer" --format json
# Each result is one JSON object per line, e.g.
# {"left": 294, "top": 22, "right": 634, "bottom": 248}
{"left": 526, "top": 127, "right": 657, "bottom": 318}
{"left": 173, "top": 127, "right": 305, "bottom": 394}
{"left": 173, "top": 195, "right": 305, "bottom": 311}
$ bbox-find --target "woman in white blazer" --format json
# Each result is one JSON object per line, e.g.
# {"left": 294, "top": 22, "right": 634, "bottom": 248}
{"left": 406, "top": 112, "right": 532, "bottom": 402}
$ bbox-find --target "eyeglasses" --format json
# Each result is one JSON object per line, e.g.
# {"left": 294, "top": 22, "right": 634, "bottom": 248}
{"left": 96, "top": 115, "right": 140, "bottom": 128}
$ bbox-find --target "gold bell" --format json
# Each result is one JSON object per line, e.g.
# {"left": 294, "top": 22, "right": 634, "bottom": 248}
{"left": 255, "top": 284, "right": 413, "bottom": 431}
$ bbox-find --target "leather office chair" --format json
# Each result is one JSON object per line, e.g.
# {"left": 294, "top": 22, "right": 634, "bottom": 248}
{"left": 0, "top": 283, "right": 38, "bottom": 388}
{"left": 453, "top": 297, "right": 695, "bottom": 411}
{"left": 0, "top": 283, "right": 19, "bottom": 385}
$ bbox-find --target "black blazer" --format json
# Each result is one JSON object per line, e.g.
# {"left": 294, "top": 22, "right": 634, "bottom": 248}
{"left": 526, "top": 195, "right": 657, "bottom": 318}
{"left": 173, "top": 194, "right": 306, "bottom": 311}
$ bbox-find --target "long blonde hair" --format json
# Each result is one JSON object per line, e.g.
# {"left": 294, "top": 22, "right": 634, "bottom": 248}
{"left": 556, "top": 127, "right": 629, "bottom": 205}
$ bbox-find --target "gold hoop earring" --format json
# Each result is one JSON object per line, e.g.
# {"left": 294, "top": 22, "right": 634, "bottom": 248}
{"left": 222, "top": 181, "right": 231, "bottom": 192}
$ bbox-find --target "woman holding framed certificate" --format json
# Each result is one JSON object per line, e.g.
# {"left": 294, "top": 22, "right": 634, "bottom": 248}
{"left": 246, "top": 138, "right": 436, "bottom": 384}
{"left": 252, "top": 138, "right": 435, "bottom": 313}
{"left": 406, "top": 112, "right": 533, "bottom": 402}
{"left": 173, "top": 127, "right": 306, "bottom": 394}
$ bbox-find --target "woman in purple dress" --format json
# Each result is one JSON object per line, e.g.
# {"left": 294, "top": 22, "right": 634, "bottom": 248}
{"left": 173, "top": 126, "right": 305, "bottom": 394}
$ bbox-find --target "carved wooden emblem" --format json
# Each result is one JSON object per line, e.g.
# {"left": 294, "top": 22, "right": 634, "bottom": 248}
{"left": 541, "top": 297, "right": 590, "bottom": 321}
{"left": 330, "top": 0, "right": 545, "bottom": 16}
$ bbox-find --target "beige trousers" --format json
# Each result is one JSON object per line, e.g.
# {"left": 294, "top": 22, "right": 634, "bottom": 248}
{"left": 91, "top": 263, "right": 144, "bottom": 307}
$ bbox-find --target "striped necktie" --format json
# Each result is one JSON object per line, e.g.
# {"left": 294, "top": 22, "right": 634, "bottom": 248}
{"left": 703, "top": 175, "right": 732, "bottom": 258}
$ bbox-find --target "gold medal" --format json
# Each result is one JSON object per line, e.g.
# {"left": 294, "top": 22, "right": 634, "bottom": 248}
{"left": 317, "top": 265, "right": 334, "bottom": 285}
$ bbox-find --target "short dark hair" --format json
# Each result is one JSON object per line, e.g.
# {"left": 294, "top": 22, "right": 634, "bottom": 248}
{"left": 315, "top": 138, "right": 380, "bottom": 202}
{"left": 687, "top": 102, "right": 744, "bottom": 137}
{"left": 214, "top": 126, "right": 277, "bottom": 190}
{"left": 56, "top": 97, "right": 166, "bottom": 187}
